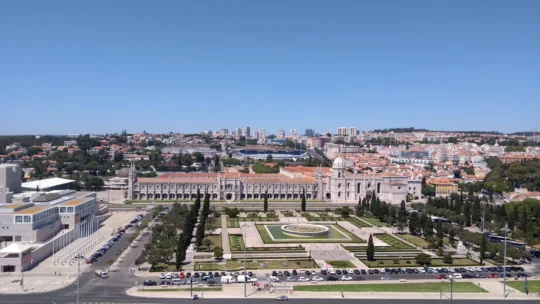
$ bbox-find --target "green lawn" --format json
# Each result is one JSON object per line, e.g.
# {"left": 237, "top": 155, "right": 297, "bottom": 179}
{"left": 344, "top": 217, "right": 371, "bottom": 228}
{"left": 197, "top": 235, "right": 222, "bottom": 252}
{"left": 326, "top": 260, "right": 356, "bottom": 268}
{"left": 376, "top": 234, "right": 414, "bottom": 249}
{"left": 256, "top": 224, "right": 364, "bottom": 243}
{"left": 398, "top": 234, "right": 429, "bottom": 248}
{"left": 443, "top": 237, "right": 457, "bottom": 248}
{"left": 194, "top": 259, "right": 317, "bottom": 271}
{"left": 294, "top": 282, "right": 487, "bottom": 293}
{"left": 229, "top": 234, "right": 245, "bottom": 251}
{"left": 506, "top": 280, "right": 540, "bottom": 293}
{"left": 228, "top": 217, "right": 279, "bottom": 228}
{"left": 141, "top": 287, "right": 222, "bottom": 292}
{"left": 360, "top": 217, "right": 386, "bottom": 227}
{"left": 360, "top": 258, "right": 481, "bottom": 268}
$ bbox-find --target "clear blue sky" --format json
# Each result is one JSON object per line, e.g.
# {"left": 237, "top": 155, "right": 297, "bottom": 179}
{"left": 1, "top": 1, "right": 539, "bottom": 135}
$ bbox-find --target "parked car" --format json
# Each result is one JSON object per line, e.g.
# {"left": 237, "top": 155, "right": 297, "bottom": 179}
{"left": 354, "top": 276, "right": 365, "bottom": 281}
{"left": 276, "top": 295, "right": 289, "bottom": 301}
{"left": 361, "top": 269, "right": 367, "bottom": 274}
{"left": 354, "top": 269, "right": 360, "bottom": 275}
{"left": 292, "top": 269, "right": 298, "bottom": 276}
{"left": 298, "top": 277, "right": 309, "bottom": 282}
{"left": 327, "top": 276, "right": 339, "bottom": 281}
{"left": 159, "top": 273, "right": 166, "bottom": 279}
{"left": 436, "top": 275, "right": 447, "bottom": 279}
{"left": 488, "top": 273, "right": 499, "bottom": 279}
{"left": 380, "top": 276, "right": 391, "bottom": 280}
{"left": 340, "top": 276, "right": 353, "bottom": 281}
{"left": 143, "top": 280, "right": 157, "bottom": 286}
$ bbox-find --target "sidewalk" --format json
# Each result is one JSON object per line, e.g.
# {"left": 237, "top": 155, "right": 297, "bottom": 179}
{"left": 221, "top": 215, "right": 231, "bottom": 259}
{"left": 126, "top": 279, "right": 539, "bottom": 300}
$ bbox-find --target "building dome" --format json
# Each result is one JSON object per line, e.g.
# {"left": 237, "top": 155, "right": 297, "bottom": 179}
{"left": 332, "top": 157, "right": 345, "bottom": 169}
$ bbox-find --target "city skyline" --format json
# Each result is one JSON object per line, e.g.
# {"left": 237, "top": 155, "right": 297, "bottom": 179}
{"left": 1, "top": 1, "right": 539, "bottom": 134}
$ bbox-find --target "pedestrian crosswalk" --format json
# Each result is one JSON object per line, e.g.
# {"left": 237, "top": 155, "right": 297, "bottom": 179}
{"left": 83, "top": 266, "right": 137, "bottom": 273}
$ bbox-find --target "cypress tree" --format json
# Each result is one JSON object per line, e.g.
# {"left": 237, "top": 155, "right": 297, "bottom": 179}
{"left": 408, "top": 212, "right": 420, "bottom": 235}
{"left": 264, "top": 191, "right": 268, "bottom": 212}
{"left": 301, "top": 188, "right": 306, "bottom": 211}
{"left": 398, "top": 200, "right": 407, "bottom": 223}
{"left": 479, "top": 235, "right": 487, "bottom": 263}
{"left": 366, "top": 234, "right": 375, "bottom": 261}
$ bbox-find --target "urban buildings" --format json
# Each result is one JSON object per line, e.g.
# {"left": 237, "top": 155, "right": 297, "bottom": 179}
{"left": 0, "top": 173, "right": 99, "bottom": 272}
{"left": 277, "top": 130, "right": 285, "bottom": 139}
{"left": 289, "top": 129, "right": 297, "bottom": 136}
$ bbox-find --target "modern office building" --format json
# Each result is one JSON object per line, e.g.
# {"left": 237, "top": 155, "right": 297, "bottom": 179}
{"left": 0, "top": 190, "right": 98, "bottom": 272}
{"left": 304, "top": 129, "right": 315, "bottom": 137}
{"left": 240, "top": 126, "right": 251, "bottom": 138}
{"left": 0, "top": 164, "right": 22, "bottom": 204}
{"left": 349, "top": 127, "right": 357, "bottom": 137}
{"left": 337, "top": 127, "right": 348, "bottom": 136}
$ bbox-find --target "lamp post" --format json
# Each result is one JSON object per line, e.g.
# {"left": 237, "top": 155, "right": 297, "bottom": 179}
{"left": 502, "top": 228, "right": 510, "bottom": 298}
{"left": 244, "top": 219, "right": 247, "bottom": 298}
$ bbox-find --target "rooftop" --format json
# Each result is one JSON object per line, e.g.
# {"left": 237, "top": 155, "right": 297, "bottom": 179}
{"left": 22, "top": 177, "right": 75, "bottom": 190}
{"left": 14, "top": 206, "right": 48, "bottom": 215}
{"left": 58, "top": 198, "right": 89, "bottom": 206}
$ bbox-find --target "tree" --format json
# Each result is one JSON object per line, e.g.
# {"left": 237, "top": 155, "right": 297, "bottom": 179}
{"left": 397, "top": 221, "right": 406, "bottom": 234}
{"left": 266, "top": 154, "right": 273, "bottom": 163}
{"left": 449, "top": 228, "right": 455, "bottom": 245}
{"left": 442, "top": 253, "right": 453, "bottom": 264}
{"left": 436, "top": 221, "right": 443, "bottom": 239}
{"left": 339, "top": 207, "right": 351, "bottom": 218}
{"left": 263, "top": 191, "right": 268, "bottom": 212}
{"left": 202, "top": 238, "right": 212, "bottom": 251}
{"left": 463, "top": 201, "right": 471, "bottom": 226}
{"left": 422, "top": 185, "right": 435, "bottom": 197}
{"left": 408, "top": 212, "right": 420, "bottom": 235}
{"left": 301, "top": 188, "right": 306, "bottom": 212}
{"left": 414, "top": 253, "right": 432, "bottom": 265}
{"left": 423, "top": 216, "right": 434, "bottom": 238}
{"left": 224, "top": 207, "right": 239, "bottom": 218}
{"left": 213, "top": 246, "right": 223, "bottom": 259}
{"left": 479, "top": 235, "right": 487, "bottom": 263}
{"left": 398, "top": 200, "right": 407, "bottom": 223}
{"left": 366, "top": 234, "right": 375, "bottom": 261}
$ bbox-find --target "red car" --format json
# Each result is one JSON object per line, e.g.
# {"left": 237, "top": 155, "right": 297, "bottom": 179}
{"left": 436, "top": 275, "right": 447, "bottom": 279}
{"left": 179, "top": 272, "right": 185, "bottom": 279}
{"left": 488, "top": 273, "right": 499, "bottom": 278}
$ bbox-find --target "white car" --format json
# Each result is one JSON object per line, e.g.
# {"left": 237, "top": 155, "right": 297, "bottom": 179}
{"left": 379, "top": 269, "right": 386, "bottom": 274}
{"left": 328, "top": 269, "right": 336, "bottom": 275}
{"left": 348, "top": 269, "right": 355, "bottom": 274}
{"left": 311, "top": 276, "right": 324, "bottom": 282}
{"left": 298, "top": 277, "right": 310, "bottom": 282}
{"left": 418, "top": 268, "right": 426, "bottom": 274}
{"left": 165, "top": 272, "right": 173, "bottom": 279}
{"left": 448, "top": 268, "right": 455, "bottom": 273}
{"left": 450, "top": 273, "right": 462, "bottom": 279}
{"left": 310, "top": 270, "right": 316, "bottom": 275}
{"left": 159, "top": 273, "right": 166, "bottom": 279}
{"left": 340, "top": 276, "right": 353, "bottom": 281}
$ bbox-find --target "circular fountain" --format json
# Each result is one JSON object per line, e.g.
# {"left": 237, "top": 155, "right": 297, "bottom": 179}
{"left": 281, "top": 224, "right": 329, "bottom": 237}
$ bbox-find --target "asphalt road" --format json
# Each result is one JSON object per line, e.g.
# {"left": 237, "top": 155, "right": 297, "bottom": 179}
{"left": 92, "top": 212, "right": 150, "bottom": 267}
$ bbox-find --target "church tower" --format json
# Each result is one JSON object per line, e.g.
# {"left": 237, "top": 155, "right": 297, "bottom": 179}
{"left": 127, "top": 159, "right": 136, "bottom": 200}
{"left": 316, "top": 165, "right": 323, "bottom": 199}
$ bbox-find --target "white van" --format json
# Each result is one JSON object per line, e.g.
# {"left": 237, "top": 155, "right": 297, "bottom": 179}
{"left": 172, "top": 278, "right": 183, "bottom": 285}
{"left": 268, "top": 276, "right": 280, "bottom": 283}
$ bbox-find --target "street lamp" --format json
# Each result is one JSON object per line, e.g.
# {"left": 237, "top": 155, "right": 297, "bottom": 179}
{"left": 502, "top": 228, "right": 510, "bottom": 298}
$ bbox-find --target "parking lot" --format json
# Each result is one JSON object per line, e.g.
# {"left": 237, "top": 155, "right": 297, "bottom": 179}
{"left": 141, "top": 265, "right": 534, "bottom": 287}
